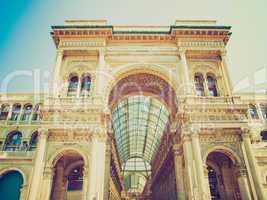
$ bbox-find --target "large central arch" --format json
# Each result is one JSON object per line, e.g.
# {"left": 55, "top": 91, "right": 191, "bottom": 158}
{"left": 108, "top": 71, "right": 178, "bottom": 195}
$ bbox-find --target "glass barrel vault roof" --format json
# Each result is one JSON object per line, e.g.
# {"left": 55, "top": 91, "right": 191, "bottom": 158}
{"left": 111, "top": 96, "right": 170, "bottom": 165}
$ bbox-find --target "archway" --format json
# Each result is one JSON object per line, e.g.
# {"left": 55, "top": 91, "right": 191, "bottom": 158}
{"left": 206, "top": 151, "right": 241, "bottom": 200}
{"left": 50, "top": 150, "right": 85, "bottom": 200}
{"left": 108, "top": 72, "right": 177, "bottom": 198}
{"left": 0, "top": 170, "right": 24, "bottom": 200}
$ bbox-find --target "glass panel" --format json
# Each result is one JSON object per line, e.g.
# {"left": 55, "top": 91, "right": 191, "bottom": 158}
{"left": 112, "top": 95, "right": 169, "bottom": 166}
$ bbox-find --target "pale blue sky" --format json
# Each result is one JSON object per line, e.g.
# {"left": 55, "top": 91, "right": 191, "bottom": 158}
{"left": 0, "top": 0, "right": 266, "bottom": 93}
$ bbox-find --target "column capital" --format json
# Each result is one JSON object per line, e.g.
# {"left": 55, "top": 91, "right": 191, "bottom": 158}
{"left": 37, "top": 128, "right": 49, "bottom": 139}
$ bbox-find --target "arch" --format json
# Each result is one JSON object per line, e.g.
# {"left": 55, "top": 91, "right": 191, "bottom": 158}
{"left": 10, "top": 104, "right": 21, "bottom": 121}
{"left": 0, "top": 167, "right": 27, "bottom": 184}
{"left": 0, "top": 170, "right": 24, "bottom": 200}
{"left": 203, "top": 146, "right": 242, "bottom": 166}
{"left": 67, "top": 73, "right": 79, "bottom": 96}
{"left": 80, "top": 73, "right": 91, "bottom": 97}
{"left": 110, "top": 63, "right": 178, "bottom": 91}
{"left": 29, "top": 131, "right": 38, "bottom": 150}
{"left": 206, "top": 73, "right": 219, "bottom": 97}
{"left": 47, "top": 147, "right": 89, "bottom": 168}
{"left": 108, "top": 72, "right": 178, "bottom": 116}
{"left": 4, "top": 131, "right": 23, "bottom": 151}
{"left": 21, "top": 103, "right": 33, "bottom": 121}
{"left": 32, "top": 104, "right": 41, "bottom": 121}
{"left": 0, "top": 104, "right": 10, "bottom": 120}
{"left": 50, "top": 149, "right": 86, "bottom": 200}
{"left": 194, "top": 72, "right": 205, "bottom": 96}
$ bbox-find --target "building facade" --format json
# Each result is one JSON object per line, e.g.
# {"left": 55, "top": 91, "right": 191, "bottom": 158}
{"left": 0, "top": 20, "right": 267, "bottom": 200}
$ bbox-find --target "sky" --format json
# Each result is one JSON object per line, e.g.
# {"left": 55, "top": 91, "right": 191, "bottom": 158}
{"left": 0, "top": 0, "right": 266, "bottom": 93}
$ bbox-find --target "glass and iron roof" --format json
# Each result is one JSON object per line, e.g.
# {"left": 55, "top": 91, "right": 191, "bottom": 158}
{"left": 111, "top": 95, "right": 170, "bottom": 165}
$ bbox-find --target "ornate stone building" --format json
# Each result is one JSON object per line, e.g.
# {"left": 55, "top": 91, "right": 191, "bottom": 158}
{"left": 0, "top": 19, "right": 267, "bottom": 200}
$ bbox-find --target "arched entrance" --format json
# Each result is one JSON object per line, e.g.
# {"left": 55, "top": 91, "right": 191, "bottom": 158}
{"left": 0, "top": 170, "right": 24, "bottom": 200}
{"left": 206, "top": 152, "right": 241, "bottom": 200}
{"left": 108, "top": 72, "right": 178, "bottom": 199}
{"left": 50, "top": 150, "right": 85, "bottom": 200}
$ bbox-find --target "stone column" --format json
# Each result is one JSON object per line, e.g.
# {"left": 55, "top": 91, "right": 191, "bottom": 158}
{"left": 173, "top": 145, "right": 186, "bottom": 200}
{"left": 179, "top": 49, "right": 193, "bottom": 95}
{"left": 242, "top": 129, "right": 266, "bottom": 200}
{"left": 82, "top": 166, "right": 89, "bottom": 200}
{"left": 220, "top": 50, "right": 232, "bottom": 96}
{"left": 191, "top": 131, "right": 208, "bottom": 200}
{"left": 40, "top": 167, "right": 54, "bottom": 200}
{"left": 28, "top": 128, "right": 48, "bottom": 200}
{"left": 53, "top": 49, "right": 64, "bottom": 97}
{"left": 96, "top": 49, "right": 107, "bottom": 96}
{"left": 236, "top": 168, "right": 252, "bottom": 200}
{"left": 88, "top": 137, "right": 107, "bottom": 200}
{"left": 181, "top": 132, "right": 194, "bottom": 199}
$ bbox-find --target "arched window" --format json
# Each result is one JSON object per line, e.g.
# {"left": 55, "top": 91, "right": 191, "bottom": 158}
{"left": 4, "top": 131, "right": 22, "bottom": 151}
{"left": 194, "top": 73, "right": 205, "bottom": 96}
{"left": 0, "top": 104, "right": 10, "bottom": 120}
{"left": 260, "top": 105, "right": 267, "bottom": 119}
{"left": 21, "top": 104, "right": 32, "bottom": 121}
{"left": 0, "top": 171, "right": 24, "bottom": 200}
{"left": 249, "top": 104, "right": 259, "bottom": 119}
{"left": 207, "top": 75, "right": 218, "bottom": 97}
{"left": 29, "top": 131, "right": 38, "bottom": 151}
{"left": 32, "top": 104, "right": 41, "bottom": 121}
{"left": 67, "top": 74, "right": 79, "bottom": 96}
{"left": 10, "top": 104, "right": 21, "bottom": 121}
{"left": 80, "top": 75, "right": 91, "bottom": 97}
{"left": 261, "top": 131, "right": 267, "bottom": 141}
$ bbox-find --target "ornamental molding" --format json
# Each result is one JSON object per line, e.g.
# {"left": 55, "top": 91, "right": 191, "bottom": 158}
{"left": 177, "top": 40, "right": 225, "bottom": 49}
{"left": 59, "top": 40, "right": 106, "bottom": 48}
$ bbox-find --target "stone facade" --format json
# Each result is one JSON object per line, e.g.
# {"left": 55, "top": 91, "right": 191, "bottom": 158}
{"left": 0, "top": 20, "right": 267, "bottom": 200}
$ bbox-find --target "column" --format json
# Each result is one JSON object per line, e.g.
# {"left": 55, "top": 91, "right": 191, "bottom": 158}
{"left": 179, "top": 49, "right": 193, "bottom": 95}
{"left": 236, "top": 168, "right": 252, "bottom": 200}
{"left": 82, "top": 166, "right": 89, "bottom": 200}
{"left": 203, "top": 166, "right": 211, "bottom": 199}
{"left": 173, "top": 145, "right": 186, "bottom": 200}
{"left": 220, "top": 50, "right": 232, "bottom": 96}
{"left": 40, "top": 167, "right": 54, "bottom": 200}
{"left": 96, "top": 49, "right": 107, "bottom": 96}
{"left": 191, "top": 131, "right": 208, "bottom": 200}
{"left": 242, "top": 129, "right": 266, "bottom": 200}
{"left": 88, "top": 137, "right": 107, "bottom": 200}
{"left": 28, "top": 128, "right": 48, "bottom": 200}
{"left": 256, "top": 103, "right": 264, "bottom": 121}
{"left": 181, "top": 132, "right": 194, "bottom": 199}
{"left": 53, "top": 49, "right": 64, "bottom": 97}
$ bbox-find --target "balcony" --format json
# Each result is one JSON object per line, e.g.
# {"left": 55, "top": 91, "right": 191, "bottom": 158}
{"left": 0, "top": 145, "right": 36, "bottom": 159}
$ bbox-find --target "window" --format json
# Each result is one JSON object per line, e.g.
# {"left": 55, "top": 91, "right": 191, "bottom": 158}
{"left": 29, "top": 131, "right": 38, "bottom": 150}
{"left": 32, "top": 104, "right": 41, "bottom": 121}
{"left": 261, "top": 131, "right": 267, "bottom": 141}
{"left": 249, "top": 104, "right": 259, "bottom": 119}
{"left": 260, "top": 105, "right": 267, "bottom": 119}
{"left": 4, "top": 131, "right": 22, "bottom": 151}
{"left": 208, "top": 166, "right": 221, "bottom": 200}
{"left": 67, "top": 166, "right": 83, "bottom": 191}
{"left": 21, "top": 104, "right": 32, "bottom": 121}
{"left": 10, "top": 104, "right": 21, "bottom": 121}
{"left": 80, "top": 75, "right": 91, "bottom": 97}
{"left": 67, "top": 75, "right": 79, "bottom": 96}
{"left": 0, "top": 104, "right": 10, "bottom": 120}
{"left": 194, "top": 73, "right": 205, "bottom": 96}
{"left": 207, "top": 75, "right": 218, "bottom": 97}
